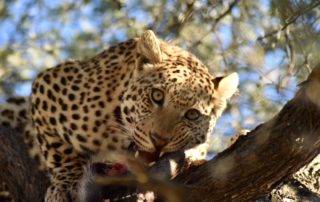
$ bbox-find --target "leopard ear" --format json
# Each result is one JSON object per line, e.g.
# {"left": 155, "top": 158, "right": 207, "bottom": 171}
{"left": 137, "top": 30, "right": 163, "bottom": 63}
{"left": 213, "top": 72, "right": 239, "bottom": 99}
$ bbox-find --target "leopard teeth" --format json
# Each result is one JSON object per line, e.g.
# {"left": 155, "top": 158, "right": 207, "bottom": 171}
{"left": 159, "top": 151, "right": 165, "bottom": 158}
{"left": 134, "top": 151, "right": 139, "bottom": 158}
{"left": 148, "top": 162, "right": 155, "bottom": 167}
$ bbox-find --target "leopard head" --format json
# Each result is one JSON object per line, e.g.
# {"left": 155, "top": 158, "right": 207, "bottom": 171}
{"left": 122, "top": 31, "right": 238, "bottom": 155}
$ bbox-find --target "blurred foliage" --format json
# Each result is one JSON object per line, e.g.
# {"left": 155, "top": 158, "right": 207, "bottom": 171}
{"left": 0, "top": 0, "right": 319, "bottom": 152}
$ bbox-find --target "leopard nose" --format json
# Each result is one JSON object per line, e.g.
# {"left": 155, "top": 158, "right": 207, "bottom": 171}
{"left": 150, "top": 132, "right": 168, "bottom": 148}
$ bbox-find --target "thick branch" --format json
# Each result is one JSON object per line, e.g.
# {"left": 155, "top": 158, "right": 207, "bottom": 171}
{"left": 0, "top": 127, "right": 49, "bottom": 202}
{"left": 173, "top": 65, "right": 320, "bottom": 201}
{"left": 85, "top": 65, "right": 320, "bottom": 201}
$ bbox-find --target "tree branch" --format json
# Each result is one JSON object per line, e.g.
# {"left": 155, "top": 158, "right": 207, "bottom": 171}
{"left": 172, "top": 65, "right": 320, "bottom": 201}
{"left": 256, "top": 1, "right": 320, "bottom": 41}
{"left": 81, "top": 64, "right": 320, "bottom": 201}
{"left": 191, "top": 0, "right": 238, "bottom": 47}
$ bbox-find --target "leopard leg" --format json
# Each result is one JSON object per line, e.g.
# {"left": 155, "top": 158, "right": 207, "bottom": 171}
{"left": 45, "top": 162, "right": 84, "bottom": 202}
{"left": 39, "top": 133, "right": 86, "bottom": 202}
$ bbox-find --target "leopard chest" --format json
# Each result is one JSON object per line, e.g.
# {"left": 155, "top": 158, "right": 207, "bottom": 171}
{"left": 52, "top": 78, "right": 133, "bottom": 155}
{"left": 31, "top": 65, "right": 134, "bottom": 157}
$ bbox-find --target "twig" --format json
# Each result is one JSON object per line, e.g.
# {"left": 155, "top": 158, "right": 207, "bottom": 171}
{"left": 256, "top": 1, "right": 320, "bottom": 41}
{"left": 191, "top": 0, "right": 238, "bottom": 47}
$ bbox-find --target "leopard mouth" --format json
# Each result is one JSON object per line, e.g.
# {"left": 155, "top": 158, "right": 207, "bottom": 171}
{"left": 128, "top": 142, "right": 165, "bottom": 165}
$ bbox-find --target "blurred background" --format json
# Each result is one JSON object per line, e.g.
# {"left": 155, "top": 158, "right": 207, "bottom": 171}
{"left": 0, "top": 0, "right": 319, "bottom": 153}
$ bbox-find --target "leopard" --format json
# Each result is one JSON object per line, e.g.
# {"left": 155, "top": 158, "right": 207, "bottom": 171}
{"left": 0, "top": 30, "right": 239, "bottom": 201}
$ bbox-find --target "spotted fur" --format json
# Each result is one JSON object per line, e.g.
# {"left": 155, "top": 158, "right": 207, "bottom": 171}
{"left": 0, "top": 31, "right": 238, "bottom": 201}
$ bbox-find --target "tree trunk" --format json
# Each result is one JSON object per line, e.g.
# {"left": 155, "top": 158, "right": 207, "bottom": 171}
{"left": 0, "top": 127, "right": 49, "bottom": 202}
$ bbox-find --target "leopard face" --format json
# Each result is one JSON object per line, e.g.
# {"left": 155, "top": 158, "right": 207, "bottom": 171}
{"left": 121, "top": 55, "right": 238, "bottom": 155}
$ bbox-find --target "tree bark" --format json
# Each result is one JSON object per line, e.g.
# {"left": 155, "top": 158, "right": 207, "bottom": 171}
{"left": 0, "top": 127, "right": 49, "bottom": 202}
{"left": 1, "top": 65, "right": 320, "bottom": 202}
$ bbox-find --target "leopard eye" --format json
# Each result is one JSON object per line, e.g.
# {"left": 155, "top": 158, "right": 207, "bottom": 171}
{"left": 185, "top": 109, "right": 201, "bottom": 121}
{"left": 151, "top": 88, "right": 164, "bottom": 105}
